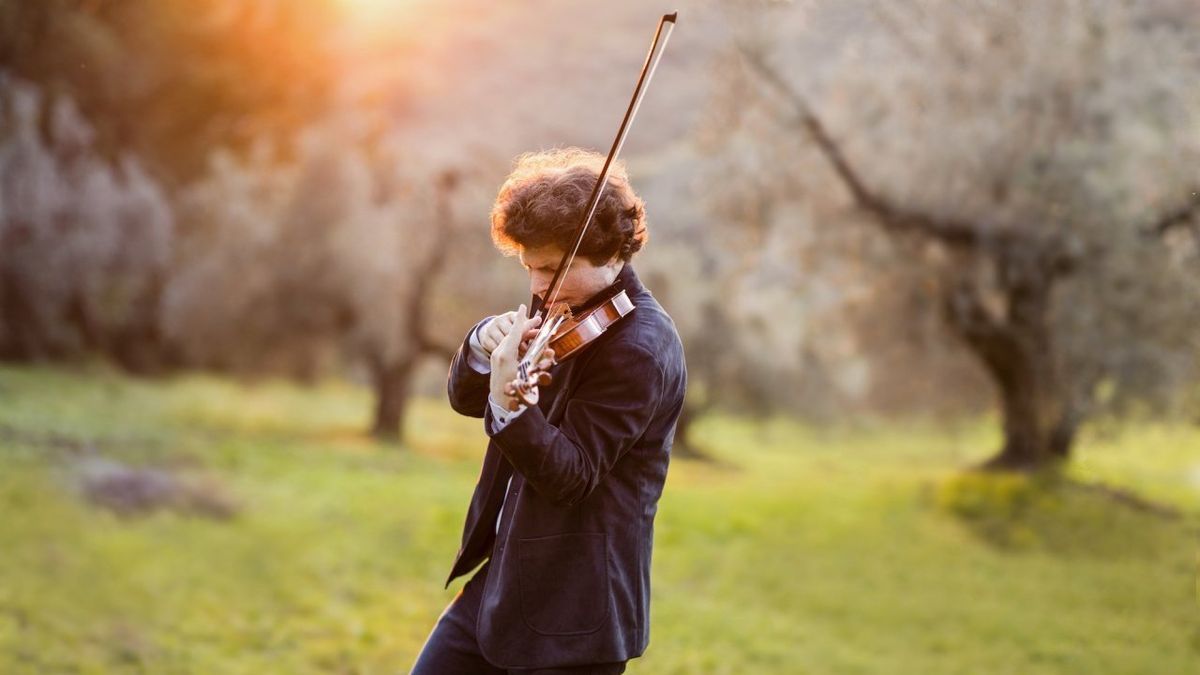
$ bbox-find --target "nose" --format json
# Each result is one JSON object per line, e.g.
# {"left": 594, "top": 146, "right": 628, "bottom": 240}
{"left": 530, "top": 273, "right": 551, "bottom": 300}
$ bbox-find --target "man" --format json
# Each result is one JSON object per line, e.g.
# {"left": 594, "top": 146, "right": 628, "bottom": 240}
{"left": 411, "top": 148, "right": 687, "bottom": 674}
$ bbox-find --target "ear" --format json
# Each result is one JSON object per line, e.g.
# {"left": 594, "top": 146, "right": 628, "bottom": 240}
{"left": 605, "top": 256, "right": 626, "bottom": 281}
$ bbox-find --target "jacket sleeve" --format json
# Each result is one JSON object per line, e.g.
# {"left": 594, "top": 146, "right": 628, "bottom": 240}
{"left": 446, "top": 318, "right": 494, "bottom": 418}
{"left": 486, "top": 341, "right": 665, "bottom": 507}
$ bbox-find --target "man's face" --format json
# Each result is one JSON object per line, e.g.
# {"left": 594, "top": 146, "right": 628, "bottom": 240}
{"left": 520, "top": 245, "right": 623, "bottom": 310}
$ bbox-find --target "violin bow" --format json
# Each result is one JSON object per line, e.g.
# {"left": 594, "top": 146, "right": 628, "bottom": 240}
{"left": 506, "top": 12, "right": 678, "bottom": 409}
{"left": 530, "top": 11, "right": 678, "bottom": 321}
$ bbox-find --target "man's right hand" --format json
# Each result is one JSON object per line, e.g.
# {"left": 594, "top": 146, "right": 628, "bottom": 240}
{"left": 479, "top": 309, "right": 541, "bottom": 357}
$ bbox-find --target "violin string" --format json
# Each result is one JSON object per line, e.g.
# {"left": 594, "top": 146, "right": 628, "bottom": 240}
{"left": 525, "top": 314, "right": 563, "bottom": 363}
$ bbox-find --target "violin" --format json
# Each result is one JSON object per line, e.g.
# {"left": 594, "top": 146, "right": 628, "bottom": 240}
{"left": 503, "top": 289, "right": 637, "bottom": 409}
{"left": 504, "top": 13, "right": 676, "bottom": 409}
{"left": 546, "top": 288, "right": 637, "bottom": 361}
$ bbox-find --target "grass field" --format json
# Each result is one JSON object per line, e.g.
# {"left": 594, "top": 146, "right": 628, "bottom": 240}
{"left": 1, "top": 363, "right": 1197, "bottom": 674}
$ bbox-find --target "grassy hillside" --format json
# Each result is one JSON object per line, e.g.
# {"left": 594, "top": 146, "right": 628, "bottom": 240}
{"left": 0, "top": 363, "right": 1196, "bottom": 673}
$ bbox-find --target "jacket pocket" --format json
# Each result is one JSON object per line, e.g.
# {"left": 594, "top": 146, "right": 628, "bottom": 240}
{"left": 517, "top": 532, "right": 610, "bottom": 635}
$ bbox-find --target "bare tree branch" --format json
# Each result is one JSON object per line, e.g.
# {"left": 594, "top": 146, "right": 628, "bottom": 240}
{"left": 1143, "top": 189, "right": 1200, "bottom": 238}
{"left": 409, "top": 170, "right": 460, "bottom": 361}
{"left": 739, "top": 46, "right": 1017, "bottom": 249}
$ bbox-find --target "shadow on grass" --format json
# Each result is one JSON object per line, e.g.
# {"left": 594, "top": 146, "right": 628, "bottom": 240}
{"left": 931, "top": 470, "right": 1196, "bottom": 559}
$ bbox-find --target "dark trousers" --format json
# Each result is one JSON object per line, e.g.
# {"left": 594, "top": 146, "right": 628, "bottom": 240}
{"left": 411, "top": 559, "right": 628, "bottom": 675}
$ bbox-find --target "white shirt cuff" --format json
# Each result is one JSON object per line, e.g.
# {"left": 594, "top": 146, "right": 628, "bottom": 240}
{"left": 466, "top": 317, "right": 494, "bottom": 374}
{"left": 488, "top": 394, "right": 527, "bottom": 433}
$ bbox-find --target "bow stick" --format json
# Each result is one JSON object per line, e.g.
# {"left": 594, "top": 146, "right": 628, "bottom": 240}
{"left": 507, "top": 11, "right": 678, "bottom": 408}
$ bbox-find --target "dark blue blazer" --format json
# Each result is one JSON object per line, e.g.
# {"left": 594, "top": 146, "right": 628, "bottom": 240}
{"left": 443, "top": 263, "right": 686, "bottom": 669}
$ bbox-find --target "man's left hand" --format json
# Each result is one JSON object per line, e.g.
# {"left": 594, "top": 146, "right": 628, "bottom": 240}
{"left": 490, "top": 304, "right": 542, "bottom": 410}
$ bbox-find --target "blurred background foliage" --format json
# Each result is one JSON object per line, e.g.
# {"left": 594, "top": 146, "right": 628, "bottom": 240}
{"left": 0, "top": 0, "right": 338, "bottom": 182}
{"left": 1, "top": 0, "right": 1196, "bottom": 461}
{"left": 0, "top": 0, "right": 1198, "bottom": 672}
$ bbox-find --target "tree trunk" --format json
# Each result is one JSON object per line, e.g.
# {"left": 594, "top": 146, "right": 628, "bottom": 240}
{"left": 0, "top": 264, "right": 52, "bottom": 361}
{"left": 945, "top": 266, "right": 1073, "bottom": 472}
{"left": 110, "top": 274, "right": 170, "bottom": 376}
{"left": 988, "top": 350, "right": 1066, "bottom": 470}
{"left": 365, "top": 168, "right": 460, "bottom": 443}
{"left": 371, "top": 356, "right": 416, "bottom": 442}
{"left": 676, "top": 398, "right": 710, "bottom": 456}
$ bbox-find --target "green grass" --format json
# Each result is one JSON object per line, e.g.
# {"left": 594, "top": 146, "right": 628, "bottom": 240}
{"left": 0, "top": 363, "right": 1197, "bottom": 674}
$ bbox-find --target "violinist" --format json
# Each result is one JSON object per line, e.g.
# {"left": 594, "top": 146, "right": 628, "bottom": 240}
{"left": 410, "top": 147, "right": 687, "bottom": 674}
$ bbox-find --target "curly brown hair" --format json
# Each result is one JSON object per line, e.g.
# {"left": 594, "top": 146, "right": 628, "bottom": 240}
{"left": 490, "top": 148, "right": 648, "bottom": 265}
